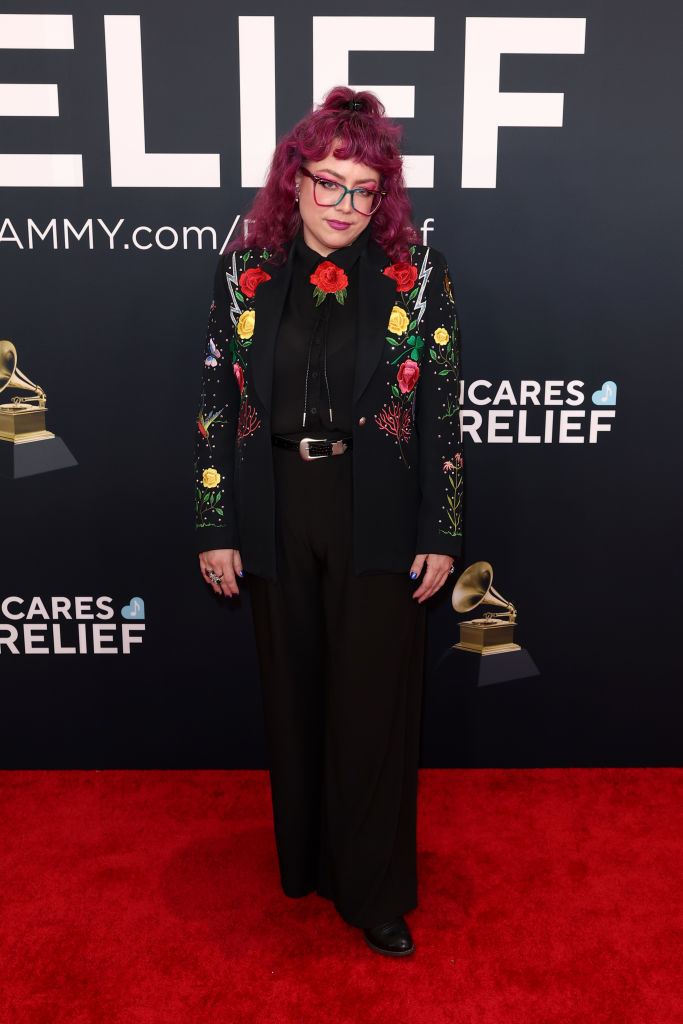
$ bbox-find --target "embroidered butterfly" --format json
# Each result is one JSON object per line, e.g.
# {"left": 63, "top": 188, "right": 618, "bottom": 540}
{"left": 204, "top": 338, "right": 221, "bottom": 367}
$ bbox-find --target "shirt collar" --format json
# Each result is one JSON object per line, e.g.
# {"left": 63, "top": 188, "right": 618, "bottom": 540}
{"left": 294, "top": 221, "right": 372, "bottom": 276}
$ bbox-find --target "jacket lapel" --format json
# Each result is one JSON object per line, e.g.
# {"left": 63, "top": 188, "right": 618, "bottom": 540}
{"left": 354, "top": 239, "right": 397, "bottom": 403}
{"left": 248, "top": 243, "right": 296, "bottom": 414}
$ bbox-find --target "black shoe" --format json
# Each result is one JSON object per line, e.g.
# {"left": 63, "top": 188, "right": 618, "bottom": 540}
{"left": 363, "top": 916, "right": 415, "bottom": 956}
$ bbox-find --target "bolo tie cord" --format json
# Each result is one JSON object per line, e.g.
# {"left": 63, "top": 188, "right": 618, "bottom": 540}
{"left": 302, "top": 318, "right": 334, "bottom": 428}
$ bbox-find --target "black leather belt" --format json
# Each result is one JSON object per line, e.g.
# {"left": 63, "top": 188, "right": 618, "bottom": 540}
{"left": 272, "top": 435, "right": 353, "bottom": 461}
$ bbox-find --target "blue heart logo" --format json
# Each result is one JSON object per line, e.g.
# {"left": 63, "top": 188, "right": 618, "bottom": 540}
{"left": 121, "top": 597, "right": 145, "bottom": 620}
{"left": 591, "top": 380, "right": 617, "bottom": 405}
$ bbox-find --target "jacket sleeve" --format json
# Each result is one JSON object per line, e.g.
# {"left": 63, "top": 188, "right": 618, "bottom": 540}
{"left": 414, "top": 249, "right": 464, "bottom": 558}
{"left": 194, "top": 255, "right": 241, "bottom": 554}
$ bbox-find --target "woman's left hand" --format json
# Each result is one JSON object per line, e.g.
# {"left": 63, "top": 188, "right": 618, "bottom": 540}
{"left": 410, "top": 553, "right": 454, "bottom": 603}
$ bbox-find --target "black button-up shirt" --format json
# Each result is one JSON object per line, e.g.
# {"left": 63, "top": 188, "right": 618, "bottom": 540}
{"left": 271, "top": 222, "right": 371, "bottom": 439}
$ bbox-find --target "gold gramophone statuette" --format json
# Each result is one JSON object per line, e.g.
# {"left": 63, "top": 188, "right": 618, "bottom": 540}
{"left": 452, "top": 561, "right": 521, "bottom": 655}
{"left": 0, "top": 340, "right": 55, "bottom": 444}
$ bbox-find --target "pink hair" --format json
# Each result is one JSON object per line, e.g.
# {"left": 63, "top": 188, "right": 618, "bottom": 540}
{"left": 226, "top": 86, "right": 421, "bottom": 263}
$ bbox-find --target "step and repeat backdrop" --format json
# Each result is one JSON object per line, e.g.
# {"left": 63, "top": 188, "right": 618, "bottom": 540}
{"left": 1, "top": 1, "right": 680, "bottom": 767}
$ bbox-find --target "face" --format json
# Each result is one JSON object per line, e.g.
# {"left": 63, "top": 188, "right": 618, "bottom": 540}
{"left": 295, "top": 147, "right": 381, "bottom": 257}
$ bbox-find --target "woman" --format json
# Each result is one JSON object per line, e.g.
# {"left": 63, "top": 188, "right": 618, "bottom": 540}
{"left": 194, "top": 87, "right": 464, "bottom": 956}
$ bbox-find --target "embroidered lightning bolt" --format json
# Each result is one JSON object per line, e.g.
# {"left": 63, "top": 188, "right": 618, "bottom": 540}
{"left": 225, "top": 252, "right": 242, "bottom": 327}
{"left": 414, "top": 248, "right": 431, "bottom": 329}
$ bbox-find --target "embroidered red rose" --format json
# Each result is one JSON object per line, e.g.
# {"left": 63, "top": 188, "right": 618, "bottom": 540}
{"left": 239, "top": 267, "right": 271, "bottom": 297}
{"left": 310, "top": 261, "right": 349, "bottom": 306}
{"left": 232, "top": 362, "right": 244, "bottom": 394}
{"left": 397, "top": 358, "right": 420, "bottom": 394}
{"left": 310, "top": 261, "right": 348, "bottom": 293}
{"left": 383, "top": 262, "right": 418, "bottom": 292}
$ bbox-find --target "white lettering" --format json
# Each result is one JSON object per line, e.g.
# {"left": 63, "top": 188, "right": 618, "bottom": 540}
{"left": 589, "top": 410, "right": 615, "bottom": 443}
{"left": 462, "top": 17, "right": 586, "bottom": 187}
{"left": 24, "top": 624, "right": 49, "bottom": 654}
{"left": 239, "top": 17, "right": 276, "bottom": 188}
{"left": 28, "top": 218, "right": 57, "bottom": 249}
{"left": 517, "top": 410, "right": 541, "bottom": 443}
{"left": 53, "top": 624, "right": 76, "bottom": 654}
{"left": 96, "top": 597, "right": 114, "bottom": 620}
{"left": 93, "top": 624, "right": 118, "bottom": 654}
{"left": 559, "top": 409, "right": 585, "bottom": 442}
{"left": 460, "top": 410, "right": 483, "bottom": 443}
{"left": 75, "top": 597, "right": 94, "bottom": 619}
{"left": 469, "top": 380, "right": 492, "bottom": 406}
{"left": 64, "top": 219, "right": 94, "bottom": 249}
{"left": 487, "top": 410, "right": 514, "bottom": 442}
{"left": 312, "top": 17, "right": 435, "bottom": 188}
{"left": 97, "top": 218, "right": 125, "bottom": 249}
{"left": 1, "top": 597, "right": 24, "bottom": 620}
{"left": 27, "top": 597, "right": 50, "bottom": 620}
{"left": 566, "top": 380, "right": 584, "bottom": 405}
{"left": 104, "top": 15, "right": 220, "bottom": 188}
{"left": 0, "top": 15, "right": 83, "bottom": 187}
{"left": 544, "top": 380, "right": 564, "bottom": 405}
{"left": 0, "top": 625, "right": 19, "bottom": 653}
{"left": 0, "top": 218, "right": 23, "bottom": 248}
{"left": 122, "top": 624, "right": 145, "bottom": 653}
{"left": 183, "top": 225, "right": 217, "bottom": 251}
{"left": 520, "top": 380, "right": 541, "bottom": 405}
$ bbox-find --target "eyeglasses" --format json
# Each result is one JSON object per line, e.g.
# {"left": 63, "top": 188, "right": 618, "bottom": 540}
{"left": 299, "top": 167, "right": 386, "bottom": 216}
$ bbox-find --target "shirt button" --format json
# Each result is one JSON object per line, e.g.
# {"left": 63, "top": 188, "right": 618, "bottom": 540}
{"left": 310, "top": 406, "right": 317, "bottom": 414}
{"left": 358, "top": 416, "right": 366, "bottom": 426}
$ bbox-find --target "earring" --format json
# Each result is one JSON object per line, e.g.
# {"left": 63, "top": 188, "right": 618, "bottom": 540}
{"left": 295, "top": 182, "right": 300, "bottom": 203}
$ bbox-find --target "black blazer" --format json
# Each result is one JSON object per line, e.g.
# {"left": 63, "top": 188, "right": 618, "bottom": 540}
{"left": 194, "top": 236, "right": 464, "bottom": 580}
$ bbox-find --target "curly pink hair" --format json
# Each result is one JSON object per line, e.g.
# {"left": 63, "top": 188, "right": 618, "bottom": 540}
{"left": 226, "top": 86, "right": 421, "bottom": 263}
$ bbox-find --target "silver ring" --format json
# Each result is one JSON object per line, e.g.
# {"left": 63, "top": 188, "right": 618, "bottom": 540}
{"left": 448, "top": 564, "right": 456, "bottom": 575}
{"left": 207, "top": 569, "right": 223, "bottom": 583}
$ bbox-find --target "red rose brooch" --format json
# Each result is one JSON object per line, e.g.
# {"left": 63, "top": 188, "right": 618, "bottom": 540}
{"left": 310, "top": 261, "right": 349, "bottom": 306}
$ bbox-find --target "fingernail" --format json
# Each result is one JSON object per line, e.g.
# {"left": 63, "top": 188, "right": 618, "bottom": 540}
{"left": 410, "top": 570, "right": 417, "bottom": 579}
{"left": 238, "top": 570, "right": 244, "bottom": 577}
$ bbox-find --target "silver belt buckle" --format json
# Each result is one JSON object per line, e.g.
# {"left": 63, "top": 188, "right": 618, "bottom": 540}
{"left": 299, "top": 437, "right": 327, "bottom": 461}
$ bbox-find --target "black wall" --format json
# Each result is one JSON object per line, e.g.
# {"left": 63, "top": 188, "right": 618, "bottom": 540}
{"left": 1, "top": 1, "right": 681, "bottom": 766}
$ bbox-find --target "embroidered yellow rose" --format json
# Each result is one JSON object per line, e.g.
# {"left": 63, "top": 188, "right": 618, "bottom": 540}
{"left": 387, "top": 306, "right": 409, "bottom": 335}
{"left": 433, "top": 327, "right": 450, "bottom": 346}
{"left": 202, "top": 468, "right": 221, "bottom": 488}
{"left": 237, "top": 309, "right": 255, "bottom": 339}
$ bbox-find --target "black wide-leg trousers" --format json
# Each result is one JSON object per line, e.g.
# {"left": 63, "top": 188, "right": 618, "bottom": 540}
{"left": 247, "top": 446, "right": 427, "bottom": 929}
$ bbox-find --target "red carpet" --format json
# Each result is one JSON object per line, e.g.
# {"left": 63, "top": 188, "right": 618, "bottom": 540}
{"left": 1, "top": 769, "right": 681, "bottom": 1024}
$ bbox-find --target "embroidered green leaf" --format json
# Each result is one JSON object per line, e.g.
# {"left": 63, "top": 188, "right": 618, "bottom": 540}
{"left": 409, "top": 246, "right": 416, "bottom": 256}
{"left": 216, "top": 508, "right": 224, "bottom": 516}
{"left": 335, "top": 287, "right": 347, "bottom": 305}
{"left": 385, "top": 335, "right": 400, "bottom": 347}
{"left": 429, "top": 348, "right": 438, "bottom": 361}
{"left": 313, "top": 287, "right": 326, "bottom": 306}
{"left": 408, "top": 287, "right": 419, "bottom": 301}
{"left": 408, "top": 319, "right": 418, "bottom": 330}
{"left": 262, "top": 248, "right": 270, "bottom": 260}
{"left": 410, "top": 349, "right": 421, "bottom": 361}
{"left": 391, "top": 385, "right": 400, "bottom": 398}
{"left": 235, "top": 290, "right": 245, "bottom": 302}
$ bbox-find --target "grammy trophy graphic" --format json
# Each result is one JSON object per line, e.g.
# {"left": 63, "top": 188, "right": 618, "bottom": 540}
{"left": 0, "top": 340, "right": 77, "bottom": 479}
{"left": 450, "top": 561, "right": 539, "bottom": 685}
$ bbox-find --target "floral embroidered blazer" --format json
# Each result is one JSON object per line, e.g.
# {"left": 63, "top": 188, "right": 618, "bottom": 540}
{"left": 194, "top": 236, "right": 464, "bottom": 580}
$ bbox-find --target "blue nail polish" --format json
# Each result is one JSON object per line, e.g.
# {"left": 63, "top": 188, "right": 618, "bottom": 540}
{"left": 410, "top": 570, "right": 417, "bottom": 579}
{"left": 238, "top": 570, "right": 244, "bottom": 577}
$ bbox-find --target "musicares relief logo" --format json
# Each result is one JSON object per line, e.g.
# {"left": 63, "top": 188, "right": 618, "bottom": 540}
{"left": 459, "top": 378, "right": 617, "bottom": 444}
{"left": 0, "top": 596, "right": 145, "bottom": 655}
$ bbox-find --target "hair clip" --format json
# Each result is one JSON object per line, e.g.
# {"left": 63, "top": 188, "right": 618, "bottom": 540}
{"left": 346, "top": 99, "right": 363, "bottom": 112}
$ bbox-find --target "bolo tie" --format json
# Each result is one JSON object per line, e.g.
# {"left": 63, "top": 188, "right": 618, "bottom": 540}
{"left": 302, "top": 276, "right": 335, "bottom": 428}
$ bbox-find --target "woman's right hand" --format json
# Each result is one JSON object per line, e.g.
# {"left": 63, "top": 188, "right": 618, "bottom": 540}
{"left": 199, "top": 548, "right": 244, "bottom": 598}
